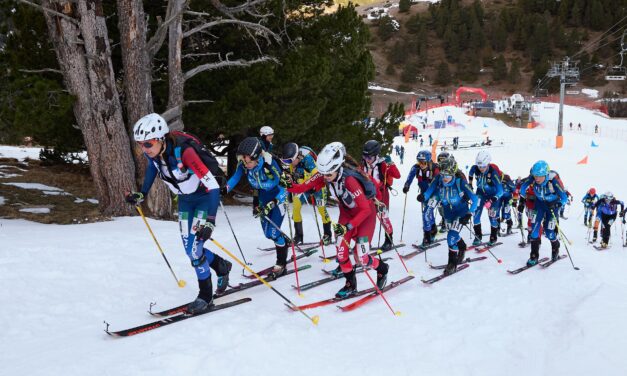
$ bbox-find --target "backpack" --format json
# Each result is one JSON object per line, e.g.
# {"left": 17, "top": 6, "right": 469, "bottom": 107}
{"left": 170, "top": 131, "right": 226, "bottom": 186}
{"left": 343, "top": 167, "right": 377, "bottom": 200}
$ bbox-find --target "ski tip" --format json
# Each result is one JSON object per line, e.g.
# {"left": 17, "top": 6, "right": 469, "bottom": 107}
{"left": 311, "top": 315, "right": 320, "bottom": 325}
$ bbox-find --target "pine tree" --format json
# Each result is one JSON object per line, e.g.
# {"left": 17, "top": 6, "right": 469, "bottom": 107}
{"left": 401, "top": 63, "right": 419, "bottom": 84}
{"left": 508, "top": 60, "right": 521, "bottom": 84}
{"left": 492, "top": 55, "right": 507, "bottom": 82}
{"left": 399, "top": 0, "right": 411, "bottom": 13}
{"left": 444, "top": 26, "right": 460, "bottom": 61}
{"left": 435, "top": 62, "right": 452, "bottom": 86}
{"left": 491, "top": 19, "right": 507, "bottom": 52}
{"left": 589, "top": 1, "right": 605, "bottom": 30}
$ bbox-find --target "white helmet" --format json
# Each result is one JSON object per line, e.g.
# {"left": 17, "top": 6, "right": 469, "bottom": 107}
{"left": 317, "top": 142, "right": 345, "bottom": 174}
{"left": 604, "top": 191, "right": 614, "bottom": 201}
{"left": 133, "top": 113, "right": 169, "bottom": 142}
{"left": 259, "top": 126, "right": 274, "bottom": 136}
{"left": 475, "top": 150, "right": 492, "bottom": 168}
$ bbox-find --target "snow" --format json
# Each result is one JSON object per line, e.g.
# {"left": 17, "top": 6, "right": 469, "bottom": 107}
{"left": 3, "top": 182, "right": 63, "bottom": 191}
{"left": 0, "top": 195, "right": 5, "bottom": 205}
{"left": 582, "top": 88, "right": 599, "bottom": 98}
{"left": 18, "top": 207, "right": 51, "bottom": 214}
{"left": 2, "top": 103, "right": 627, "bottom": 375}
{"left": 0, "top": 145, "right": 41, "bottom": 161}
{"left": 369, "top": 83, "right": 420, "bottom": 95}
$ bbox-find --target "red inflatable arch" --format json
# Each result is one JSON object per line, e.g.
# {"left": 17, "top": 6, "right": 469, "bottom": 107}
{"left": 455, "top": 87, "right": 487, "bottom": 104}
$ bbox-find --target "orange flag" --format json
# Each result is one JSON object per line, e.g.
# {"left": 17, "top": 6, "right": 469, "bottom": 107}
{"left": 577, "top": 156, "right": 588, "bottom": 165}
{"left": 404, "top": 129, "right": 410, "bottom": 143}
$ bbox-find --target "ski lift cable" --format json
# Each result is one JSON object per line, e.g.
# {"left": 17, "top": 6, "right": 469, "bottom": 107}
{"left": 578, "top": 27, "right": 627, "bottom": 60}
{"left": 572, "top": 15, "right": 627, "bottom": 58}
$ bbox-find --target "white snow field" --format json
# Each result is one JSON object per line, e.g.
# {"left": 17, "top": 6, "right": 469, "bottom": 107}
{"left": 1, "top": 104, "right": 627, "bottom": 376}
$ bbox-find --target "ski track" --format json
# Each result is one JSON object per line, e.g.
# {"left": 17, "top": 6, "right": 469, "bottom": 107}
{"left": 1, "top": 103, "right": 627, "bottom": 375}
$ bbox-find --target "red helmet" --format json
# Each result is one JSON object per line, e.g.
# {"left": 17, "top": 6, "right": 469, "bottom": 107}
{"left": 589, "top": 188, "right": 596, "bottom": 195}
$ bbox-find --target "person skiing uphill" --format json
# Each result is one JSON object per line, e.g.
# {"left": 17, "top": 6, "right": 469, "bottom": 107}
{"left": 420, "top": 156, "right": 478, "bottom": 275}
{"left": 281, "top": 142, "right": 333, "bottom": 245}
{"left": 126, "top": 113, "right": 232, "bottom": 315}
{"left": 403, "top": 150, "right": 440, "bottom": 246}
{"left": 591, "top": 192, "right": 625, "bottom": 248}
{"left": 519, "top": 160, "right": 568, "bottom": 265}
{"left": 361, "top": 140, "right": 400, "bottom": 251}
{"left": 288, "top": 142, "right": 390, "bottom": 298}
{"left": 225, "top": 137, "right": 289, "bottom": 279}
{"left": 581, "top": 188, "right": 598, "bottom": 227}
{"left": 468, "top": 151, "right": 503, "bottom": 246}
{"left": 499, "top": 174, "right": 516, "bottom": 234}
{"left": 258, "top": 126, "right": 274, "bottom": 152}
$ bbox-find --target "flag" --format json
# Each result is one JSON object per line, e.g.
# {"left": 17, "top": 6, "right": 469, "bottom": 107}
{"left": 577, "top": 156, "right": 588, "bottom": 165}
{"left": 591, "top": 140, "right": 598, "bottom": 147}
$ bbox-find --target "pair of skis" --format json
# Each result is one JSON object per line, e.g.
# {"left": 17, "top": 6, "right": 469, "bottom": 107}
{"left": 295, "top": 257, "right": 392, "bottom": 292}
{"left": 319, "top": 243, "right": 406, "bottom": 262}
{"left": 243, "top": 248, "right": 317, "bottom": 279}
{"left": 287, "top": 276, "right": 415, "bottom": 312}
{"left": 256, "top": 242, "right": 320, "bottom": 252}
{"left": 506, "top": 255, "right": 567, "bottom": 274}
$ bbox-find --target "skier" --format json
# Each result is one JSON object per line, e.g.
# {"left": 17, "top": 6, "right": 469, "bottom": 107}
{"left": 225, "top": 137, "right": 288, "bottom": 279}
{"left": 281, "top": 142, "right": 333, "bottom": 245}
{"left": 499, "top": 174, "right": 516, "bottom": 234}
{"left": 399, "top": 145, "right": 405, "bottom": 164}
{"left": 519, "top": 160, "right": 568, "bottom": 265}
{"left": 468, "top": 151, "right": 503, "bottom": 246}
{"left": 258, "top": 126, "right": 274, "bottom": 152}
{"left": 420, "top": 136, "right": 424, "bottom": 147}
{"left": 434, "top": 151, "right": 452, "bottom": 232}
{"left": 361, "top": 140, "right": 401, "bottom": 251}
{"left": 581, "top": 188, "right": 598, "bottom": 227}
{"left": 560, "top": 189, "right": 573, "bottom": 219}
{"left": 591, "top": 192, "right": 625, "bottom": 248}
{"left": 288, "top": 142, "right": 390, "bottom": 298}
{"left": 420, "top": 157, "right": 478, "bottom": 275}
{"left": 428, "top": 134, "right": 433, "bottom": 146}
{"left": 403, "top": 150, "right": 440, "bottom": 246}
{"left": 515, "top": 177, "right": 542, "bottom": 245}
{"left": 126, "top": 113, "right": 232, "bottom": 314}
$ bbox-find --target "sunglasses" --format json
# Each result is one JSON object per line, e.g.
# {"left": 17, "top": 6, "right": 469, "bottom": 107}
{"left": 138, "top": 140, "right": 156, "bottom": 149}
{"left": 418, "top": 160, "right": 427, "bottom": 165}
{"left": 363, "top": 154, "right": 375, "bottom": 161}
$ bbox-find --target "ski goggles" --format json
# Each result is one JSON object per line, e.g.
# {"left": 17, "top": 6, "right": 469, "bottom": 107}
{"left": 137, "top": 140, "right": 156, "bottom": 149}
{"left": 440, "top": 172, "right": 454, "bottom": 178}
{"left": 237, "top": 155, "right": 257, "bottom": 165}
{"left": 281, "top": 157, "right": 294, "bottom": 165}
{"left": 417, "top": 160, "right": 428, "bottom": 167}
{"left": 363, "top": 154, "right": 376, "bottom": 162}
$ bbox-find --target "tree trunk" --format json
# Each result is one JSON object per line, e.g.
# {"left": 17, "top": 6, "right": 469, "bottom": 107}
{"left": 167, "top": 0, "right": 185, "bottom": 131}
{"left": 42, "top": 0, "right": 135, "bottom": 216}
{"left": 117, "top": 0, "right": 173, "bottom": 219}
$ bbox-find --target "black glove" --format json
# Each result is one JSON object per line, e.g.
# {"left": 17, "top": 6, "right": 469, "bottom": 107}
{"left": 548, "top": 201, "right": 561, "bottom": 211}
{"left": 333, "top": 223, "right": 352, "bottom": 237}
{"left": 220, "top": 185, "right": 228, "bottom": 196}
{"left": 125, "top": 191, "right": 144, "bottom": 205}
{"left": 254, "top": 200, "right": 276, "bottom": 218}
{"left": 195, "top": 223, "right": 215, "bottom": 242}
{"left": 279, "top": 174, "right": 293, "bottom": 189}
{"left": 417, "top": 193, "right": 425, "bottom": 203}
{"left": 402, "top": 185, "right": 410, "bottom": 194}
{"left": 460, "top": 213, "right": 472, "bottom": 226}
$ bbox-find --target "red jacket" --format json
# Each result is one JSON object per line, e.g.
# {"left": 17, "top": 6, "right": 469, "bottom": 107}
{"left": 362, "top": 158, "right": 400, "bottom": 205}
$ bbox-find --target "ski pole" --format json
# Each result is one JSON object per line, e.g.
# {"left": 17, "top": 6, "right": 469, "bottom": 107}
{"left": 219, "top": 201, "right": 251, "bottom": 277}
{"left": 284, "top": 203, "right": 302, "bottom": 296}
{"left": 374, "top": 210, "right": 413, "bottom": 276}
{"left": 211, "top": 239, "right": 319, "bottom": 325}
{"left": 135, "top": 206, "right": 186, "bottom": 288}
{"left": 551, "top": 210, "right": 580, "bottom": 271}
{"left": 308, "top": 195, "right": 328, "bottom": 262}
{"left": 400, "top": 193, "right": 408, "bottom": 242}
{"left": 340, "top": 237, "right": 401, "bottom": 316}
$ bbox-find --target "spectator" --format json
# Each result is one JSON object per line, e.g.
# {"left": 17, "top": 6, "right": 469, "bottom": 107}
{"left": 577, "top": 123, "right": 582, "bottom": 131}
{"left": 428, "top": 134, "right": 433, "bottom": 146}
{"left": 400, "top": 145, "right": 405, "bottom": 164}
{"left": 569, "top": 122, "right": 573, "bottom": 131}
{"left": 595, "top": 124, "right": 599, "bottom": 134}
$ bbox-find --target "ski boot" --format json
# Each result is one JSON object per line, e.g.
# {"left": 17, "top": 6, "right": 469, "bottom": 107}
{"left": 376, "top": 261, "right": 389, "bottom": 289}
{"left": 527, "top": 239, "right": 540, "bottom": 266}
{"left": 421, "top": 230, "right": 433, "bottom": 247}
{"left": 211, "top": 256, "right": 232, "bottom": 295}
{"left": 330, "top": 265, "right": 343, "bottom": 278}
{"left": 456, "top": 239, "right": 467, "bottom": 264}
{"left": 600, "top": 241, "right": 609, "bottom": 249}
{"left": 293, "top": 221, "right": 304, "bottom": 245}
{"left": 550, "top": 240, "right": 560, "bottom": 261}
{"left": 267, "top": 244, "right": 288, "bottom": 280}
{"left": 336, "top": 269, "right": 357, "bottom": 298}
{"left": 430, "top": 226, "right": 438, "bottom": 239}
{"left": 267, "top": 264, "right": 287, "bottom": 280}
{"left": 439, "top": 220, "right": 447, "bottom": 233}
{"left": 380, "top": 232, "right": 394, "bottom": 252}
{"left": 472, "top": 224, "right": 483, "bottom": 246}
{"left": 322, "top": 222, "right": 333, "bottom": 245}
{"left": 187, "top": 278, "right": 214, "bottom": 314}
{"left": 444, "top": 250, "right": 459, "bottom": 276}
{"left": 488, "top": 226, "right": 499, "bottom": 246}
{"left": 592, "top": 231, "right": 598, "bottom": 243}
{"left": 506, "top": 219, "right": 513, "bottom": 235}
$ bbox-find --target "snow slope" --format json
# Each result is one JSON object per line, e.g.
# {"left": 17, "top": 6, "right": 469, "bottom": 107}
{"left": 1, "top": 105, "right": 627, "bottom": 376}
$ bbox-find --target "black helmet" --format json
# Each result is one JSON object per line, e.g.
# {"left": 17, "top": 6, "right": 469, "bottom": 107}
{"left": 237, "top": 137, "right": 262, "bottom": 160}
{"left": 439, "top": 157, "right": 458, "bottom": 175}
{"left": 363, "top": 140, "right": 381, "bottom": 157}
{"left": 437, "top": 151, "right": 451, "bottom": 163}
{"left": 282, "top": 142, "right": 299, "bottom": 163}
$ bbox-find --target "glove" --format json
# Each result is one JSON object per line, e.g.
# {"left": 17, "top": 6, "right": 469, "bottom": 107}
{"left": 374, "top": 200, "right": 387, "bottom": 213}
{"left": 254, "top": 200, "right": 276, "bottom": 218}
{"left": 279, "top": 174, "right": 293, "bottom": 189}
{"left": 333, "top": 223, "right": 352, "bottom": 237}
{"left": 459, "top": 213, "right": 472, "bottom": 226}
{"left": 220, "top": 185, "right": 228, "bottom": 196}
{"left": 417, "top": 193, "right": 425, "bottom": 203}
{"left": 402, "top": 185, "right": 410, "bottom": 194}
{"left": 125, "top": 191, "right": 144, "bottom": 205}
{"left": 548, "top": 201, "right": 561, "bottom": 210}
{"left": 484, "top": 197, "right": 497, "bottom": 209}
{"left": 195, "top": 222, "right": 215, "bottom": 242}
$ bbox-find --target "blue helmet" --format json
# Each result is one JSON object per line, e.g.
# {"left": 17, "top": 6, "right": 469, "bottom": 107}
{"left": 417, "top": 150, "right": 432, "bottom": 162}
{"left": 531, "top": 160, "right": 550, "bottom": 177}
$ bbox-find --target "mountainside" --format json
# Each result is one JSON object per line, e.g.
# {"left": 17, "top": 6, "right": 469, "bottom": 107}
{"left": 361, "top": 0, "right": 627, "bottom": 109}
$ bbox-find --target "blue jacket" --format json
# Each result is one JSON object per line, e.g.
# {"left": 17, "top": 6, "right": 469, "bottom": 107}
{"left": 581, "top": 193, "right": 598, "bottom": 208}
{"left": 468, "top": 164, "right": 503, "bottom": 200}
{"left": 519, "top": 172, "right": 567, "bottom": 208}
{"left": 423, "top": 174, "right": 478, "bottom": 217}
{"left": 226, "top": 153, "right": 286, "bottom": 205}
